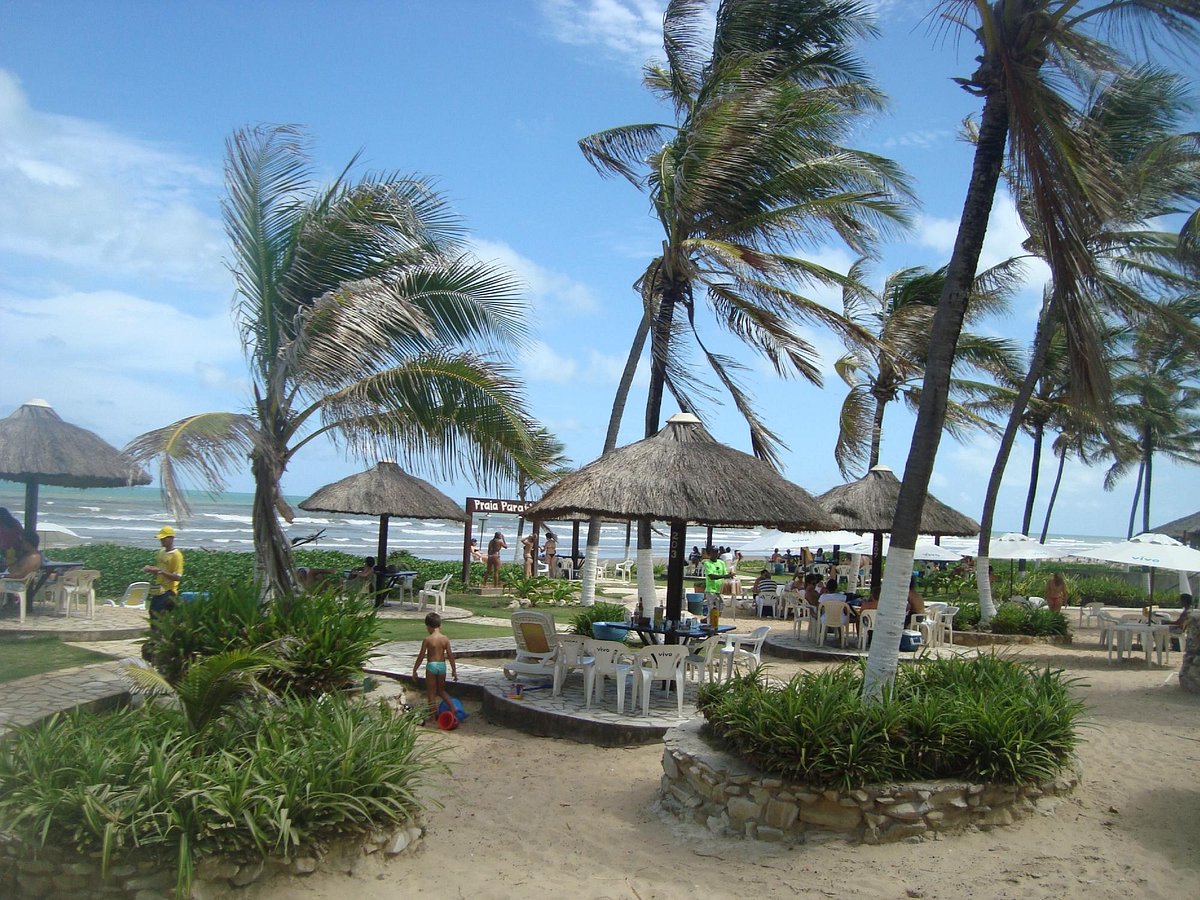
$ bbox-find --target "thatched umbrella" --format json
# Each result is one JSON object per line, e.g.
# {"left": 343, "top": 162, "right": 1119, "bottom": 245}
{"left": 0, "top": 399, "right": 150, "bottom": 540}
{"left": 298, "top": 461, "right": 465, "bottom": 601}
{"left": 525, "top": 413, "right": 836, "bottom": 628}
{"left": 819, "top": 465, "right": 979, "bottom": 599}
{"left": 1152, "top": 510, "right": 1200, "bottom": 548}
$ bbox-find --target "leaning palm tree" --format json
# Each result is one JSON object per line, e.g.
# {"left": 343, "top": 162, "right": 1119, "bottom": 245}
{"left": 834, "top": 258, "right": 1022, "bottom": 478}
{"left": 865, "top": 1, "right": 1200, "bottom": 697}
{"left": 579, "top": 0, "right": 911, "bottom": 595}
{"left": 126, "top": 126, "right": 543, "bottom": 594}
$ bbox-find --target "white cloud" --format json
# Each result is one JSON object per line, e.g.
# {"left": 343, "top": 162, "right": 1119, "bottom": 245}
{"left": 879, "top": 129, "right": 954, "bottom": 150}
{"left": 0, "top": 69, "right": 224, "bottom": 287}
{"left": 0, "top": 288, "right": 246, "bottom": 441}
{"left": 539, "top": 0, "right": 669, "bottom": 66}
{"left": 519, "top": 340, "right": 579, "bottom": 383}
{"left": 472, "top": 238, "right": 599, "bottom": 315}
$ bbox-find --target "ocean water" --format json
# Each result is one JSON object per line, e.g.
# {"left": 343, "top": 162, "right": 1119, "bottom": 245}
{"left": 0, "top": 484, "right": 761, "bottom": 562}
{"left": 0, "top": 483, "right": 1125, "bottom": 563}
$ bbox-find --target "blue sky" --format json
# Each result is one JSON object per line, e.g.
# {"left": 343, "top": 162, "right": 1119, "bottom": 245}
{"left": 1, "top": 0, "right": 1195, "bottom": 539}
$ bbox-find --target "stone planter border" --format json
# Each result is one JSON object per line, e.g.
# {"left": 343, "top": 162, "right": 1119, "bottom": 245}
{"left": 0, "top": 819, "right": 424, "bottom": 899}
{"left": 950, "top": 632, "right": 1072, "bottom": 647}
{"left": 658, "top": 720, "right": 1078, "bottom": 845}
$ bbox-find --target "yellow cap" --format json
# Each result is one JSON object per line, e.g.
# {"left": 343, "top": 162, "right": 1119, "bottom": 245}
{"left": 155, "top": 526, "right": 176, "bottom": 540}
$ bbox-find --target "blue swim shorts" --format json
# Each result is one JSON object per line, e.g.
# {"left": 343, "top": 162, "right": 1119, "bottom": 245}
{"left": 426, "top": 660, "right": 447, "bottom": 676}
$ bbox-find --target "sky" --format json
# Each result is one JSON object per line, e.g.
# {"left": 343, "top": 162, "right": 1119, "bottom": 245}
{"left": 1, "top": 0, "right": 1195, "bottom": 540}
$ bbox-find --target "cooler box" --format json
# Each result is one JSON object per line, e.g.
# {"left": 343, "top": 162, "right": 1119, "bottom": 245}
{"left": 899, "top": 630, "right": 922, "bottom": 652}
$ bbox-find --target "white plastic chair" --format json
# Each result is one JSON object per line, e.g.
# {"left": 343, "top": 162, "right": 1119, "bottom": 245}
{"left": 633, "top": 645, "right": 688, "bottom": 716}
{"left": 1027, "top": 596, "right": 1048, "bottom": 610}
{"left": 59, "top": 569, "right": 100, "bottom": 619}
{"left": 937, "top": 605, "right": 959, "bottom": 646}
{"left": 2, "top": 574, "right": 35, "bottom": 625}
{"left": 595, "top": 560, "right": 610, "bottom": 579}
{"left": 792, "top": 603, "right": 816, "bottom": 641}
{"left": 1078, "top": 601, "right": 1104, "bottom": 628}
{"left": 582, "top": 639, "right": 635, "bottom": 713}
{"left": 552, "top": 634, "right": 591, "bottom": 697}
{"left": 107, "top": 581, "right": 150, "bottom": 610}
{"left": 913, "top": 610, "right": 940, "bottom": 648}
{"left": 684, "top": 635, "right": 725, "bottom": 686}
{"left": 1097, "top": 610, "right": 1122, "bottom": 648}
{"left": 857, "top": 609, "right": 876, "bottom": 650}
{"left": 417, "top": 574, "right": 452, "bottom": 613}
{"left": 817, "top": 599, "right": 852, "bottom": 648}
{"left": 721, "top": 625, "right": 771, "bottom": 677}
{"left": 614, "top": 559, "right": 634, "bottom": 583}
{"left": 753, "top": 588, "right": 778, "bottom": 618}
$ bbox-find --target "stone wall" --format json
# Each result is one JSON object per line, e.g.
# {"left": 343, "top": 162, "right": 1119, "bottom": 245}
{"left": 658, "top": 720, "right": 1078, "bottom": 845}
{"left": 1179, "top": 610, "right": 1200, "bottom": 693}
{"left": 0, "top": 821, "right": 424, "bottom": 899}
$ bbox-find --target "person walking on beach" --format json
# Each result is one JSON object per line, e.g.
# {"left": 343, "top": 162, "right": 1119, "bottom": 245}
{"left": 413, "top": 612, "right": 457, "bottom": 726}
{"left": 487, "top": 530, "right": 507, "bottom": 587}
{"left": 143, "top": 525, "right": 183, "bottom": 619}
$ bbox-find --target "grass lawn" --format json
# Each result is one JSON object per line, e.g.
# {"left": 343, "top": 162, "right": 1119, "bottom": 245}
{"left": 374, "top": 620, "right": 512, "bottom": 642}
{"left": 441, "top": 592, "right": 630, "bottom": 625}
{"left": 0, "top": 637, "right": 113, "bottom": 683}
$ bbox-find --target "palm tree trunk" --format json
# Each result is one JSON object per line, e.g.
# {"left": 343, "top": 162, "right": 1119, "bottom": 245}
{"left": 975, "top": 301, "right": 1056, "bottom": 623}
{"left": 1126, "top": 460, "right": 1144, "bottom": 539}
{"left": 864, "top": 89, "right": 1010, "bottom": 699}
{"left": 1141, "top": 436, "right": 1153, "bottom": 535}
{"left": 1039, "top": 447, "right": 1067, "bottom": 543}
{"left": 581, "top": 313, "right": 651, "bottom": 606}
{"left": 251, "top": 448, "right": 296, "bottom": 597}
{"left": 868, "top": 396, "right": 887, "bottom": 469}
{"left": 1018, "top": 420, "right": 1045, "bottom": 573}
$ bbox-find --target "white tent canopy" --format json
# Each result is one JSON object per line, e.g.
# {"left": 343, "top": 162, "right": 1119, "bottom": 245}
{"left": 737, "top": 529, "right": 863, "bottom": 556}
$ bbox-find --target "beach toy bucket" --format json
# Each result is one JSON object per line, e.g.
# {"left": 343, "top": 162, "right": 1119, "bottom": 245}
{"left": 438, "top": 697, "right": 468, "bottom": 721}
{"left": 437, "top": 710, "right": 459, "bottom": 730}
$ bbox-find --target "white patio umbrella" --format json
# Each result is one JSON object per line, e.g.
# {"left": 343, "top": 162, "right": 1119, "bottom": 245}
{"left": 1072, "top": 532, "right": 1200, "bottom": 606}
{"left": 987, "top": 533, "right": 1061, "bottom": 598}
{"left": 737, "top": 529, "right": 863, "bottom": 556}
{"left": 36, "top": 522, "right": 86, "bottom": 549}
{"left": 842, "top": 536, "right": 964, "bottom": 562}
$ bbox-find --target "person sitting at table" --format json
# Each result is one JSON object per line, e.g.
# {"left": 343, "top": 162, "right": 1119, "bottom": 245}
{"left": 820, "top": 576, "right": 839, "bottom": 596}
{"left": 5, "top": 534, "right": 43, "bottom": 611}
{"left": 0, "top": 508, "right": 24, "bottom": 568}
{"left": 815, "top": 547, "right": 825, "bottom": 563}
{"left": 803, "top": 573, "right": 822, "bottom": 609}
{"left": 1165, "top": 593, "right": 1193, "bottom": 650}
{"left": 752, "top": 567, "right": 775, "bottom": 597}
{"left": 905, "top": 577, "right": 925, "bottom": 627}
{"left": 688, "top": 545, "right": 702, "bottom": 573}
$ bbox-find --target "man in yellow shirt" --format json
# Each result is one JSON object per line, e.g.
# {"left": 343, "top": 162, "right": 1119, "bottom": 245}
{"left": 143, "top": 525, "right": 184, "bottom": 619}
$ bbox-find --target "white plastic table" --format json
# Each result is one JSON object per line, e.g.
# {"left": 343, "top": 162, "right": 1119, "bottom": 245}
{"left": 1106, "top": 622, "right": 1170, "bottom": 666}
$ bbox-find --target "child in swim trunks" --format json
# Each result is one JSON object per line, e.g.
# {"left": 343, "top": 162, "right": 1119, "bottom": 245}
{"left": 413, "top": 612, "right": 458, "bottom": 726}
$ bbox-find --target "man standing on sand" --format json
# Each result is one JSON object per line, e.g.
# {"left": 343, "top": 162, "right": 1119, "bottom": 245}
{"left": 702, "top": 546, "right": 728, "bottom": 614}
{"left": 144, "top": 525, "right": 183, "bottom": 620}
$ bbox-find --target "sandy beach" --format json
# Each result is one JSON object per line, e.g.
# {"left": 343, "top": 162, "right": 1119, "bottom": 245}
{"left": 249, "top": 636, "right": 1198, "bottom": 900}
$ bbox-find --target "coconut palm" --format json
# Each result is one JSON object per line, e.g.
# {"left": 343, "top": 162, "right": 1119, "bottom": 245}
{"left": 834, "top": 258, "right": 1022, "bottom": 478}
{"left": 866, "top": 1, "right": 1200, "bottom": 697}
{"left": 579, "top": 0, "right": 911, "bottom": 592}
{"left": 126, "top": 126, "right": 543, "bottom": 593}
{"left": 1106, "top": 309, "right": 1200, "bottom": 537}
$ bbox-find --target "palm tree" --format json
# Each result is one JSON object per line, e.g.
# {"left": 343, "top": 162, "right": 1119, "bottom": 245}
{"left": 865, "top": 1, "right": 1200, "bottom": 697}
{"left": 126, "top": 126, "right": 543, "bottom": 594}
{"left": 1106, "top": 309, "right": 1200, "bottom": 536}
{"left": 579, "top": 0, "right": 911, "bottom": 592}
{"left": 834, "top": 258, "right": 1021, "bottom": 478}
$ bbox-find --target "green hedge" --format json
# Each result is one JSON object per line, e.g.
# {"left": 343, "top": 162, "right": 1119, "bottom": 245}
{"left": 0, "top": 695, "right": 435, "bottom": 897}
{"left": 697, "top": 657, "right": 1085, "bottom": 790}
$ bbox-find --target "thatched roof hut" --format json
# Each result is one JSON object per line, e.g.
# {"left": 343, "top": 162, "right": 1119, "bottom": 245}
{"left": 1151, "top": 510, "right": 1200, "bottom": 547}
{"left": 299, "top": 461, "right": 464, "bottom": 602}
{"left": 526, "top": 414, "right": 833, "bottom": 530}
{"left": 818, "top": 465, "right": 979, "bottom": 537}
{"left": 0, "top": 399, "right": 150, "bottom": 536}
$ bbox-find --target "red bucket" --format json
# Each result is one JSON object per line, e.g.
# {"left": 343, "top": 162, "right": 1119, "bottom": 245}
{"left": 437, "top": 710, "right": 459, "bottom": 731}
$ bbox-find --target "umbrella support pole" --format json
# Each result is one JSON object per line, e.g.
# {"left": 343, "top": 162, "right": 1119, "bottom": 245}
{"left": 23, "top": 480, "right": 38, "bottom": 543}
{"left": 665, "top": 521, "right": 686, "bottom": 643}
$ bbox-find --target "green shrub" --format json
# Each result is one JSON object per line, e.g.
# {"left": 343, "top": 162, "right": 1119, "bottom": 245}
{"left": 955, "top": 602, "right": 982, "bottom": 629}
{"left": 988, "top": 602, "right": 1069, "bottom": 636}
{"left": 696, "top": 656, "right": 1085, "bottom": 790}
{"left": 989, "top": 602, "right": 1031, "bottom": 635}
{"left": 142, "top": 582, "right": 380, "bottom": 697}
{"left": 1024, "top": 607, "right": 1070, "bottom": 636}
{"left": 570, "top": 602, "right": 630, "bottom": 637}
{"left": 0, "top": 695, "right": 435, "bottom": 897}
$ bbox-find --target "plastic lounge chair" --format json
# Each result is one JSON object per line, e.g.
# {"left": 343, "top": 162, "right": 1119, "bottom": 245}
{"left": 59, "top": 569, "right": 100, "bottom": 619}
{"left": 106, "top": 581, "right": 150, "bottom": 610}
{"left": 417, "top": 574, "right": 452, "bottom": 613}
{"left": 503, "top": 610, "right": 559, "bottom": 681}
{"left": 634, "top": 645, "right": 688, "bottom": 716}
{"left": 552, "top": 634, "right": 591, "bottom": 696}
{"left": 2, "top": 573, "right": 36, "bottom": 625}
{"left": 684, "top": 635, "right": 725, "bottom": 686}
{"left": 582, "top": 638, "right": 635, "bottom": 713}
